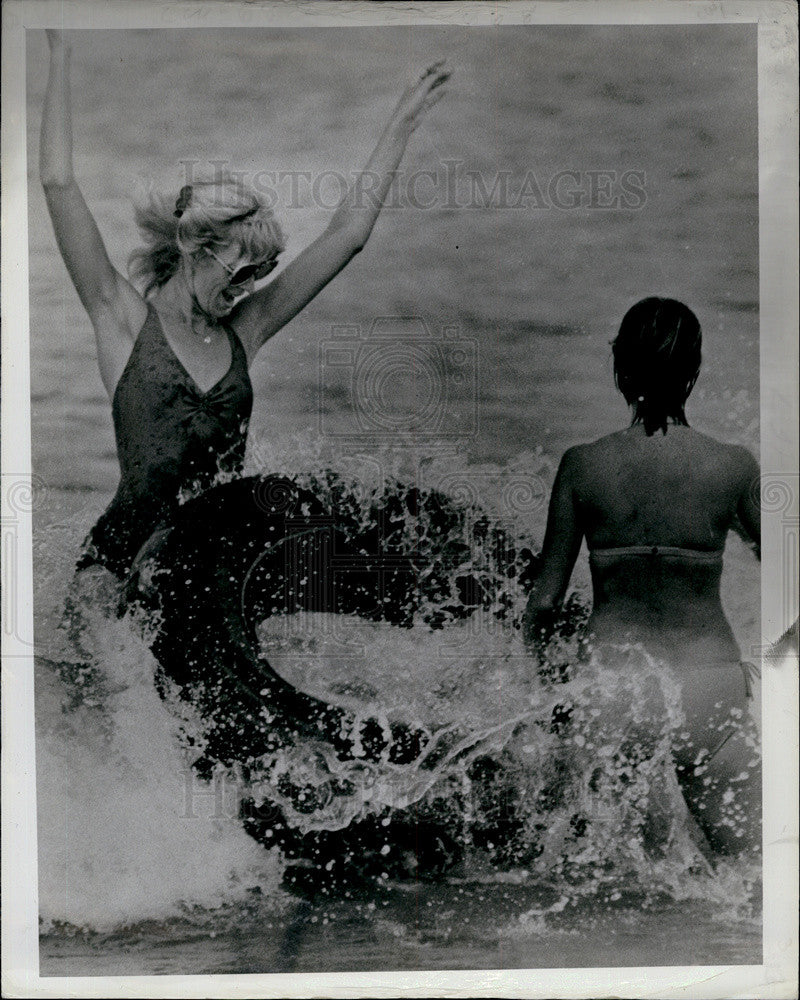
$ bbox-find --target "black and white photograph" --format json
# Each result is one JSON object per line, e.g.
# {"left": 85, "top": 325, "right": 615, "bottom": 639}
{"left": 2, "top": 1, "right": 797, "bottom": 996}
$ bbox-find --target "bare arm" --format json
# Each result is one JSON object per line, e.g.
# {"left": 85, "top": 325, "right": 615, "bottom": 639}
{"left": 40, "top": 31, "right": 142, "bottom": 395}
{"left": 230, "top": 62, "right": 450, "bottom": 361}
{"left": 523, "top": 448, "right": 585, "bottom": 652}
{"left": 734, "top": 446, "right": 761, "bottom": 559}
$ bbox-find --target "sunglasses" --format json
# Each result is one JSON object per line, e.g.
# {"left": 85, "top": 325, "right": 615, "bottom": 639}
{"left": 204, "top": 247, "right": 279, "bottom": 286}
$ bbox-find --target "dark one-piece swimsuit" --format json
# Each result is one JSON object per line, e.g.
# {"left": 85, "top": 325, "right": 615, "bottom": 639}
{"left": 73, "top": 301, "right": 434, "bottom": 800}
{"left": 77, "top": 301, "right": 253, "bottom": 581}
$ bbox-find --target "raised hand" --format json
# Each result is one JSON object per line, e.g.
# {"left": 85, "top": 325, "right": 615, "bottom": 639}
{"left": 391, "top": 60, "right": 451, "bottom": 134}
{"left": 46, "top": 28, "right": 70, "bottom": 54}
{"left": 225, "top": 58, "right": 451, "bottom": 356}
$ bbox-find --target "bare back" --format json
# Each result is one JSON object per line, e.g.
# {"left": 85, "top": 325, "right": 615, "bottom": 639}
{"left": 571, "top": 425, "right": 759, "bottom": 552}
{"left": 527, "top": 424, "right": 760, "bottom": 668}
{"left": 573, "top": 426, "right": 759, "bottom": 664}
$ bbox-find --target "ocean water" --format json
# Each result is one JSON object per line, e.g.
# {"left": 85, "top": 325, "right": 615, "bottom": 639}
{"left": 25, "top": 24, "right": 761, "bottom": 976}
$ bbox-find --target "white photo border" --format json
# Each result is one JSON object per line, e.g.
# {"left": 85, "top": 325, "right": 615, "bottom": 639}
{"left": 2, "top": 1, "right": 797, "bottom": 997}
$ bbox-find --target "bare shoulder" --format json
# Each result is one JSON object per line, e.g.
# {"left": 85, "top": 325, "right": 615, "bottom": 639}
{"left": 554, "top": 439, "right": 606, "bottom": 492}
{"left": 557, "top": 442, "right": 590, "bottom": 475}
{"left": 725, "top": 441, "right": 759, "bottom": 475}
{"left": 723, "top": 441, "right": 760, "bottom": 497}
{"left": 568, "top": 430, "right": 626, "bottom": 468}
{"left": 688, "top": 428, "right": 759, "bottom": 477}
{"left": 675, "top": 431, "right": 760, "bottom": 518}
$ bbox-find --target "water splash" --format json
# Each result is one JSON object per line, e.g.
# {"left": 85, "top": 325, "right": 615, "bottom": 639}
{"left": 32, "top": 435, "right": 761, "bottom": 934}
{"left": 35, "top": 600, "right": 284, "bottom": 933}
{"left": 247, "top": 614, "right": 752, "bottom": 904}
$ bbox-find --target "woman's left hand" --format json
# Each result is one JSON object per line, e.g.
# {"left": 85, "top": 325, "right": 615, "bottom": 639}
{"left": 391, "top": 60, "right": 451, "bottom": 134}
{"left": 228, "top": 60, "right": 449, "bottom": 358}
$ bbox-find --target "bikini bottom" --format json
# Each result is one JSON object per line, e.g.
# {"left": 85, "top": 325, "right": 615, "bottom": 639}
{"left": 567, "top": 650, "right": 760, "bottom": 776}
{"left": 557, "top": 652, "right": 760, "bottom": 852}
{"left": 671, "top": 660, "right": 759, "bottom": 775}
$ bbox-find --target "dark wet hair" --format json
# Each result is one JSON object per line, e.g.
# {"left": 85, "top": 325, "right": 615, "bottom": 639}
{"left": 612, "top": 297, "right": 702, "bottom": 436}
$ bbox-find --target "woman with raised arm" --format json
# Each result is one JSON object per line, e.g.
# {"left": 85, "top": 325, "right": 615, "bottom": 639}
{"left": 41, "top": 29, "right": 448, "bottom": 608}
{"left": 42, "top": 32, "right": 456, "bottom": 776}
{"left": 523, "top": 297, "right": 761, "bottom": 855}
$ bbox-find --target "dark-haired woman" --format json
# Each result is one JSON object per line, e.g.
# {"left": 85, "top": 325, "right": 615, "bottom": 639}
{"left": 523, "top": 297, "right": 761, "bottom": 854}
{"left": 41, "top": 30, "right": 448, "bottom": 658}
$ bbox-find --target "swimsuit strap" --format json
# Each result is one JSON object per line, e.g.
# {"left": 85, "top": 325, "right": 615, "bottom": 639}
{"left": 590, "top": 545, "right": 723, "bottom": 564}
{"left": 740, "top": 659, "right": 760, "bottom": 700}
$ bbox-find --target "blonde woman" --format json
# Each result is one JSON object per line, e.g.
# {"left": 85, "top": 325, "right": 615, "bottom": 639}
{"left": 41, "top": 30, "right": 448, "bottom": 632}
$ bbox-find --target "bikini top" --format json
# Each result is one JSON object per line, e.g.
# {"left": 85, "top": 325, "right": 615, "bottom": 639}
{"left": 590, "top": 545, "right": 723, "bottom": 565}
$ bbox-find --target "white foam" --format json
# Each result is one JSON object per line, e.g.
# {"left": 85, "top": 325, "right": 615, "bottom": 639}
{"left": 35, "top": 615, "right": 283, "bottom": 931}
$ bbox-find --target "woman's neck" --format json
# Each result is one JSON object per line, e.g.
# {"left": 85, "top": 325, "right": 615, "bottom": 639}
{"left": 154, "top": 271, "right": 219, "bottom": 342}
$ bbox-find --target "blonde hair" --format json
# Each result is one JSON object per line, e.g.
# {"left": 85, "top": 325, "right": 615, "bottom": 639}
{"left": 128, "top": 174, "right": 286, "bottom": 297}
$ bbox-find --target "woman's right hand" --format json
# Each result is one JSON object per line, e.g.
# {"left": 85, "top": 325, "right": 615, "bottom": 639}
{"left": 46, "top": 28, "right": 70, "bottom": 55}
{"left": 41, "top": 20, "right": 140, "bottom": 400}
